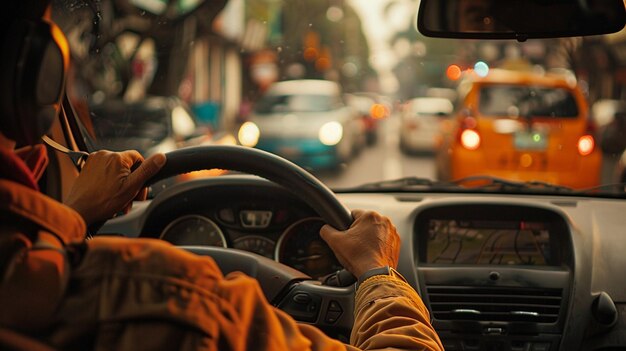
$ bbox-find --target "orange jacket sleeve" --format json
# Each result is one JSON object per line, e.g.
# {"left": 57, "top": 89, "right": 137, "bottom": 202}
{"left": 348, "top": 275, "right": 444, "bottom": 351}
{"left": 215, "top": 269, "right": 443, "bottom": 351}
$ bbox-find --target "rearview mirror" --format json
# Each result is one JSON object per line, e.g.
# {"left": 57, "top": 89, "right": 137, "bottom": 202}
{"left": 417, "top": 0, "right": 626, "bottom": 41}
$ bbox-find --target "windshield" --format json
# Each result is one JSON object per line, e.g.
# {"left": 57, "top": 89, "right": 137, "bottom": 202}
{"left": 91, "top": 104, "right": 169, "bottom": 137}
{"left": 53, "top": 0, "right": 626, "bottom": 196}
{"left": 478, "top": 85, "right": 579, "bottom": 118}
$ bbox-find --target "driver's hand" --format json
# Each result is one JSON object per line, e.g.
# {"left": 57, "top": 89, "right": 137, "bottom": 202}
{"left": 64, "top": 150, "right": 166, "bottom": 226}
{"left": 320, "top": 210, "right": 400, "bottom": 278}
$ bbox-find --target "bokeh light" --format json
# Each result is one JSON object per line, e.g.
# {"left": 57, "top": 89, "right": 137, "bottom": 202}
{"left": 446, "top": 64, "right": 462, "bottom": 80}
{"left": 474, "top": 61, "right": 489, "bottom": 77}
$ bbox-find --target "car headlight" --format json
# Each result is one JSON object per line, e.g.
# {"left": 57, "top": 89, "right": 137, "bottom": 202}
{"left": 238, "top": 121, "right": 260, "bottom": 147}
{"left": 319, "top": 121, "right": 343, "bottom": 146}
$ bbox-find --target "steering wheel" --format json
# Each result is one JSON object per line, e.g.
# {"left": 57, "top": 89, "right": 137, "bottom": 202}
{"left": 145, "top": 145, "right": 357, "bottom": 330}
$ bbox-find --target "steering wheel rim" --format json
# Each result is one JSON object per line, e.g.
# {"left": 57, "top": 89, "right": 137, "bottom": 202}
{"left": 146, "top": 145, "right": 353, "bottom": 231}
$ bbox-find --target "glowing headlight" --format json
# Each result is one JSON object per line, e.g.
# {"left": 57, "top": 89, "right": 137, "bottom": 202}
{"left": 238, "top": 122, "right": 260, "bottom": 147}
{"left": 318, "top": 121, "right": 343, "bottom": 146}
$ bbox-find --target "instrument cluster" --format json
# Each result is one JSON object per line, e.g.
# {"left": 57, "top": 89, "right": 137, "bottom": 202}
{"left": 159, "top": 206, "right": 341, "bottom": 279}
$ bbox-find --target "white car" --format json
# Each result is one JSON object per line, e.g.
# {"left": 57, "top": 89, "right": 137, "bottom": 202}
{"left": 399, "top": 97, "right": 454, "bottom": 154}
{"left": 239, "top": 80, "right": 363, "bottom": 170}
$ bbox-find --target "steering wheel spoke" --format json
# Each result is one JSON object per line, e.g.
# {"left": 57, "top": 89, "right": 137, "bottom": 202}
{"left": 180, "top": 246, "right": 308, "bottom": 302}
{"left": 181, "top": 245, "right": 355, "bottom": 330}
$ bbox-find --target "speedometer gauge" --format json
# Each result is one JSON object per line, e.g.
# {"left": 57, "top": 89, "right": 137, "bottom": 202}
{"left": 276, "top": 217, "right": 342, "bottom": 279}
{"left": 160, "top": 215, "right": 226, "bottom": 247}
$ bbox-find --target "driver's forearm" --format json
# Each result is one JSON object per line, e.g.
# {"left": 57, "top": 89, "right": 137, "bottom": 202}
{"left": 350, "top": 275, "right": 444, "bottom": 351}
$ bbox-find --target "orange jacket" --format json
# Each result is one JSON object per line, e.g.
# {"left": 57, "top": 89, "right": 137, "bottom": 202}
{"left": 0, "top": 175, "right": 443, "bottom": 351}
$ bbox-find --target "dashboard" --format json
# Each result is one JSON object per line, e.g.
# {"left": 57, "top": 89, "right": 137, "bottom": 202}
{"left": 99, "top": 175, "right": 626, "bottom": 351}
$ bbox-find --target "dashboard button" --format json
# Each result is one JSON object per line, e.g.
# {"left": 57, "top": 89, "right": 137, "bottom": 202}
{"left": 324, "top": 300, "right": 344, "bottom": 323}
{"left": 328, "top": 300, "right": 343, "bottom": 312}
{"left": 325, "top": 310, "right": 341, "bottom": 324}
{"left": 278, "top": 290, "right": 321, "bottom": 323}
{"left": 292, "top": 293, "right": 311, "bottom": 304}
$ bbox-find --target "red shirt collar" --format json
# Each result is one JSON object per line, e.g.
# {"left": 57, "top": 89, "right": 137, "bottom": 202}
{"left": 0, "top": 145, "right": 48, "bottom": 191}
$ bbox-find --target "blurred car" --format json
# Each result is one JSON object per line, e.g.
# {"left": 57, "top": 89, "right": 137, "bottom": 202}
{"left": 437, "top": 69, "right": 602, "bottom": 188}
{"left": 344, "top": 93, "right": 379, "bottom": 145}
{"left": 239, "top": 80, "right": 363, "bottom": 170}
{"left": 399, "top": 97, "right": 454, "bottom": 154}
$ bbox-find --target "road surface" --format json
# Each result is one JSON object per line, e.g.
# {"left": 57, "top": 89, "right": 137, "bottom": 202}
{"left": 316, "top": 115, "right": 436, "bottom": 189}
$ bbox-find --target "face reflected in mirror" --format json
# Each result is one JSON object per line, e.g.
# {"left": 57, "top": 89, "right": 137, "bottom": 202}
{"left": 457, "top": 0, "right": 496, "bottom": 32}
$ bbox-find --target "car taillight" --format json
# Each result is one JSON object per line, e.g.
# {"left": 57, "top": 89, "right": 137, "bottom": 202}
{"left": 460, "top": 129, "right": 481, "bottom": 150}
{"left": 577, "top": 135, "right": 595, "bottom": 156}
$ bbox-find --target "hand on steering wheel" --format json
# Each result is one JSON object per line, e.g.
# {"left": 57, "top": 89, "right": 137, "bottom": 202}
{"left": 320, "top": 210, "right": 400, "bottom": 279}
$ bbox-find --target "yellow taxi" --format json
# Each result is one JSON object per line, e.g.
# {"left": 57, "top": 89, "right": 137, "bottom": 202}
{"left": 437, "top": 68, "right": 601, "bottom": 189}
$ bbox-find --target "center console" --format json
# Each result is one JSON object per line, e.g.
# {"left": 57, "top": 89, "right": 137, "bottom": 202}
{"left": 413, "top": 204, "right": 574, "bottom": 351}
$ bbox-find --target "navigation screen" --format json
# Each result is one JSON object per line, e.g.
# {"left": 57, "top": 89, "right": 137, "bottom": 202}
{"left": 426, "top": 219, "right": 551, "bottom": 265}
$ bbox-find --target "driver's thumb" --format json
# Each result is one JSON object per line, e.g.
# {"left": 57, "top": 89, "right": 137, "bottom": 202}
{"left": 128, "top": 153, "right": 167, "bottom": 189}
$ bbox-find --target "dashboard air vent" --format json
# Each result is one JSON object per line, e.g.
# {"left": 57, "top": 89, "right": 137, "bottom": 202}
{"left": 426, "top": 285, "right": 562, "bottom": 323}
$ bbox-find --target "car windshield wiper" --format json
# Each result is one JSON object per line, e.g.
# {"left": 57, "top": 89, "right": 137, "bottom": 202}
{"left": 339, "top": 175, "right": 585, "bottom": 194}
{"left": 451, "top": 175, "right": 575, "bottom": 193}
{"left": 575, "top": 183, "right": 626, "bottom": 196}
{"left": 341, "top": 176, "right": 458, "bottom": 191}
